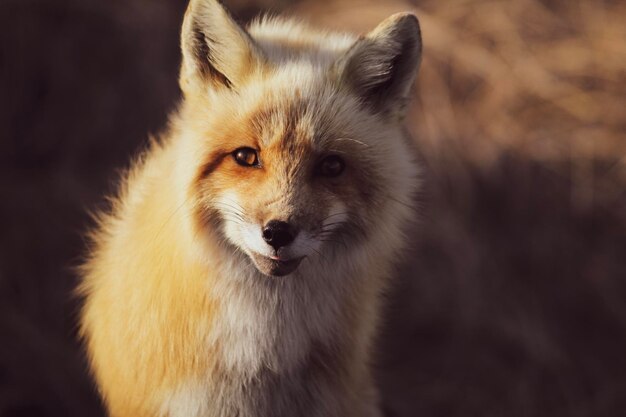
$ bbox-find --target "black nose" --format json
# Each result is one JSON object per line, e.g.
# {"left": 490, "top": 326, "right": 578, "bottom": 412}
{"left": 262, "top": 220, "right": 296, "bottom": 250}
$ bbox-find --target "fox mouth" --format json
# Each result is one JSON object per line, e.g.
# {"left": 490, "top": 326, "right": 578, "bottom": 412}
{"left": 249, "top": 252, "right": 304, "bottom": 277}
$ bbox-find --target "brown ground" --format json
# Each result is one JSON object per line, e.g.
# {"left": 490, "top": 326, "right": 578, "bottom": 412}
{"left": 1, "top": 0, "right": 624, "bottom": 416}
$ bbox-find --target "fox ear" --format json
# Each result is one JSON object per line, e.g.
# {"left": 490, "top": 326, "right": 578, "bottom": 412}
{"left": 334, "top": 13, "right": 422, "bottom": 119}
{"left": 180, "top": 0, "right": 263, "bottom": 94}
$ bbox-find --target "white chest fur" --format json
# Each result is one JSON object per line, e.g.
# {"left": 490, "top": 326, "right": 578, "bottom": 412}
{"left": 160, "top": 260, "right": 354, "bottom": 417}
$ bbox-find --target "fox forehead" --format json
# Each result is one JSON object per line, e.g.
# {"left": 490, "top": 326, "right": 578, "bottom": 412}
{"left": 190, "top": 84, "right": 365, "bottom": 163}
{"left": 239, "top": 68, "right": 362, "bottom": 149}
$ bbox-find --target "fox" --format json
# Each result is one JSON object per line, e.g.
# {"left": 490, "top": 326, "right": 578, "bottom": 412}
{"left": 78, "top": 0, "right": 422, "bottom": 416}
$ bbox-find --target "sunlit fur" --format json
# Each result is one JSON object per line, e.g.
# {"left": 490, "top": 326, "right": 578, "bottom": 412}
{"left": 78, "top": 1, "right": 421, "bottom": 416}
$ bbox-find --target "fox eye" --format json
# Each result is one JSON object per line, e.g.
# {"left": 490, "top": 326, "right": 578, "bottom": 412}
{"left": 317, "top": 155, "right": 345, "bottom": 177}
{"left": 233, "top": 147, "right": 259, "bottom": 167}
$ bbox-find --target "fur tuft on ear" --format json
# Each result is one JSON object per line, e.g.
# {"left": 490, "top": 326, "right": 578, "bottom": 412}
{"left": 334, "top": 13, "right": 422, "bottom": 119}
{"left": 180, "top": 0, "right": 264, "bottom": 95}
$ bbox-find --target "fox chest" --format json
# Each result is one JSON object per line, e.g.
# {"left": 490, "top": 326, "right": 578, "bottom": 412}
{"left": 160, "top": 345, "right": 344, "bottom": 417}
{"left": 158, "top": 292, "right": 347, "bottom": 417}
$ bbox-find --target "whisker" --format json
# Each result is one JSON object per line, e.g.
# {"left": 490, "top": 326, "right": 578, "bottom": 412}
{"left": 320, "top": 238, "right": 348, "bottom": 251}
{"left": 304, "top": 241, "right": 327, "bottom": 265}
{"left": 210, "top": 201, "right": 249, "bottom": 222}
{"left": 385, "top": 195, "right": 417, "bottom": 212}
{"left": 321, "top": 212, "right": 350, "bottom": 222}
{"left": 333, "top": 137, "right": 370, "bottom": 148}
{"left": 220, "top": 216, "right": 244, "bottom": 225}
{"left": 154, "top": 194, "right": 199, "bottom": 241}
{"left": 219, "top": 211, "right": 243, "bottom": 219}
{"left": 319, "top": 221, "right": 347, "bottom": 231}
{"left": 212, "top": 201, "right": 245, "bottom": 212}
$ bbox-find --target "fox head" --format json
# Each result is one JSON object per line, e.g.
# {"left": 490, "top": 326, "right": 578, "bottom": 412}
{"left": 176, "top": 0, "right": 421, "bottom": 277}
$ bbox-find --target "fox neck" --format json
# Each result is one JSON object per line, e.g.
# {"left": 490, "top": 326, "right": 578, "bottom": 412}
{"left": 194, "top": 232, "right": 373, "bottom": 377}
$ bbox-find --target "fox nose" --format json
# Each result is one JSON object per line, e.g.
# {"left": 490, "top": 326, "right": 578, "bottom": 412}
{"left": 262, "top": 220, "right": 296, "bottom": 250}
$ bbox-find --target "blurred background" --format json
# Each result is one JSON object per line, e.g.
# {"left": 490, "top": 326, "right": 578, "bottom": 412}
{"left": 1, "top": 0, "right": 625, "bottom": 416}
